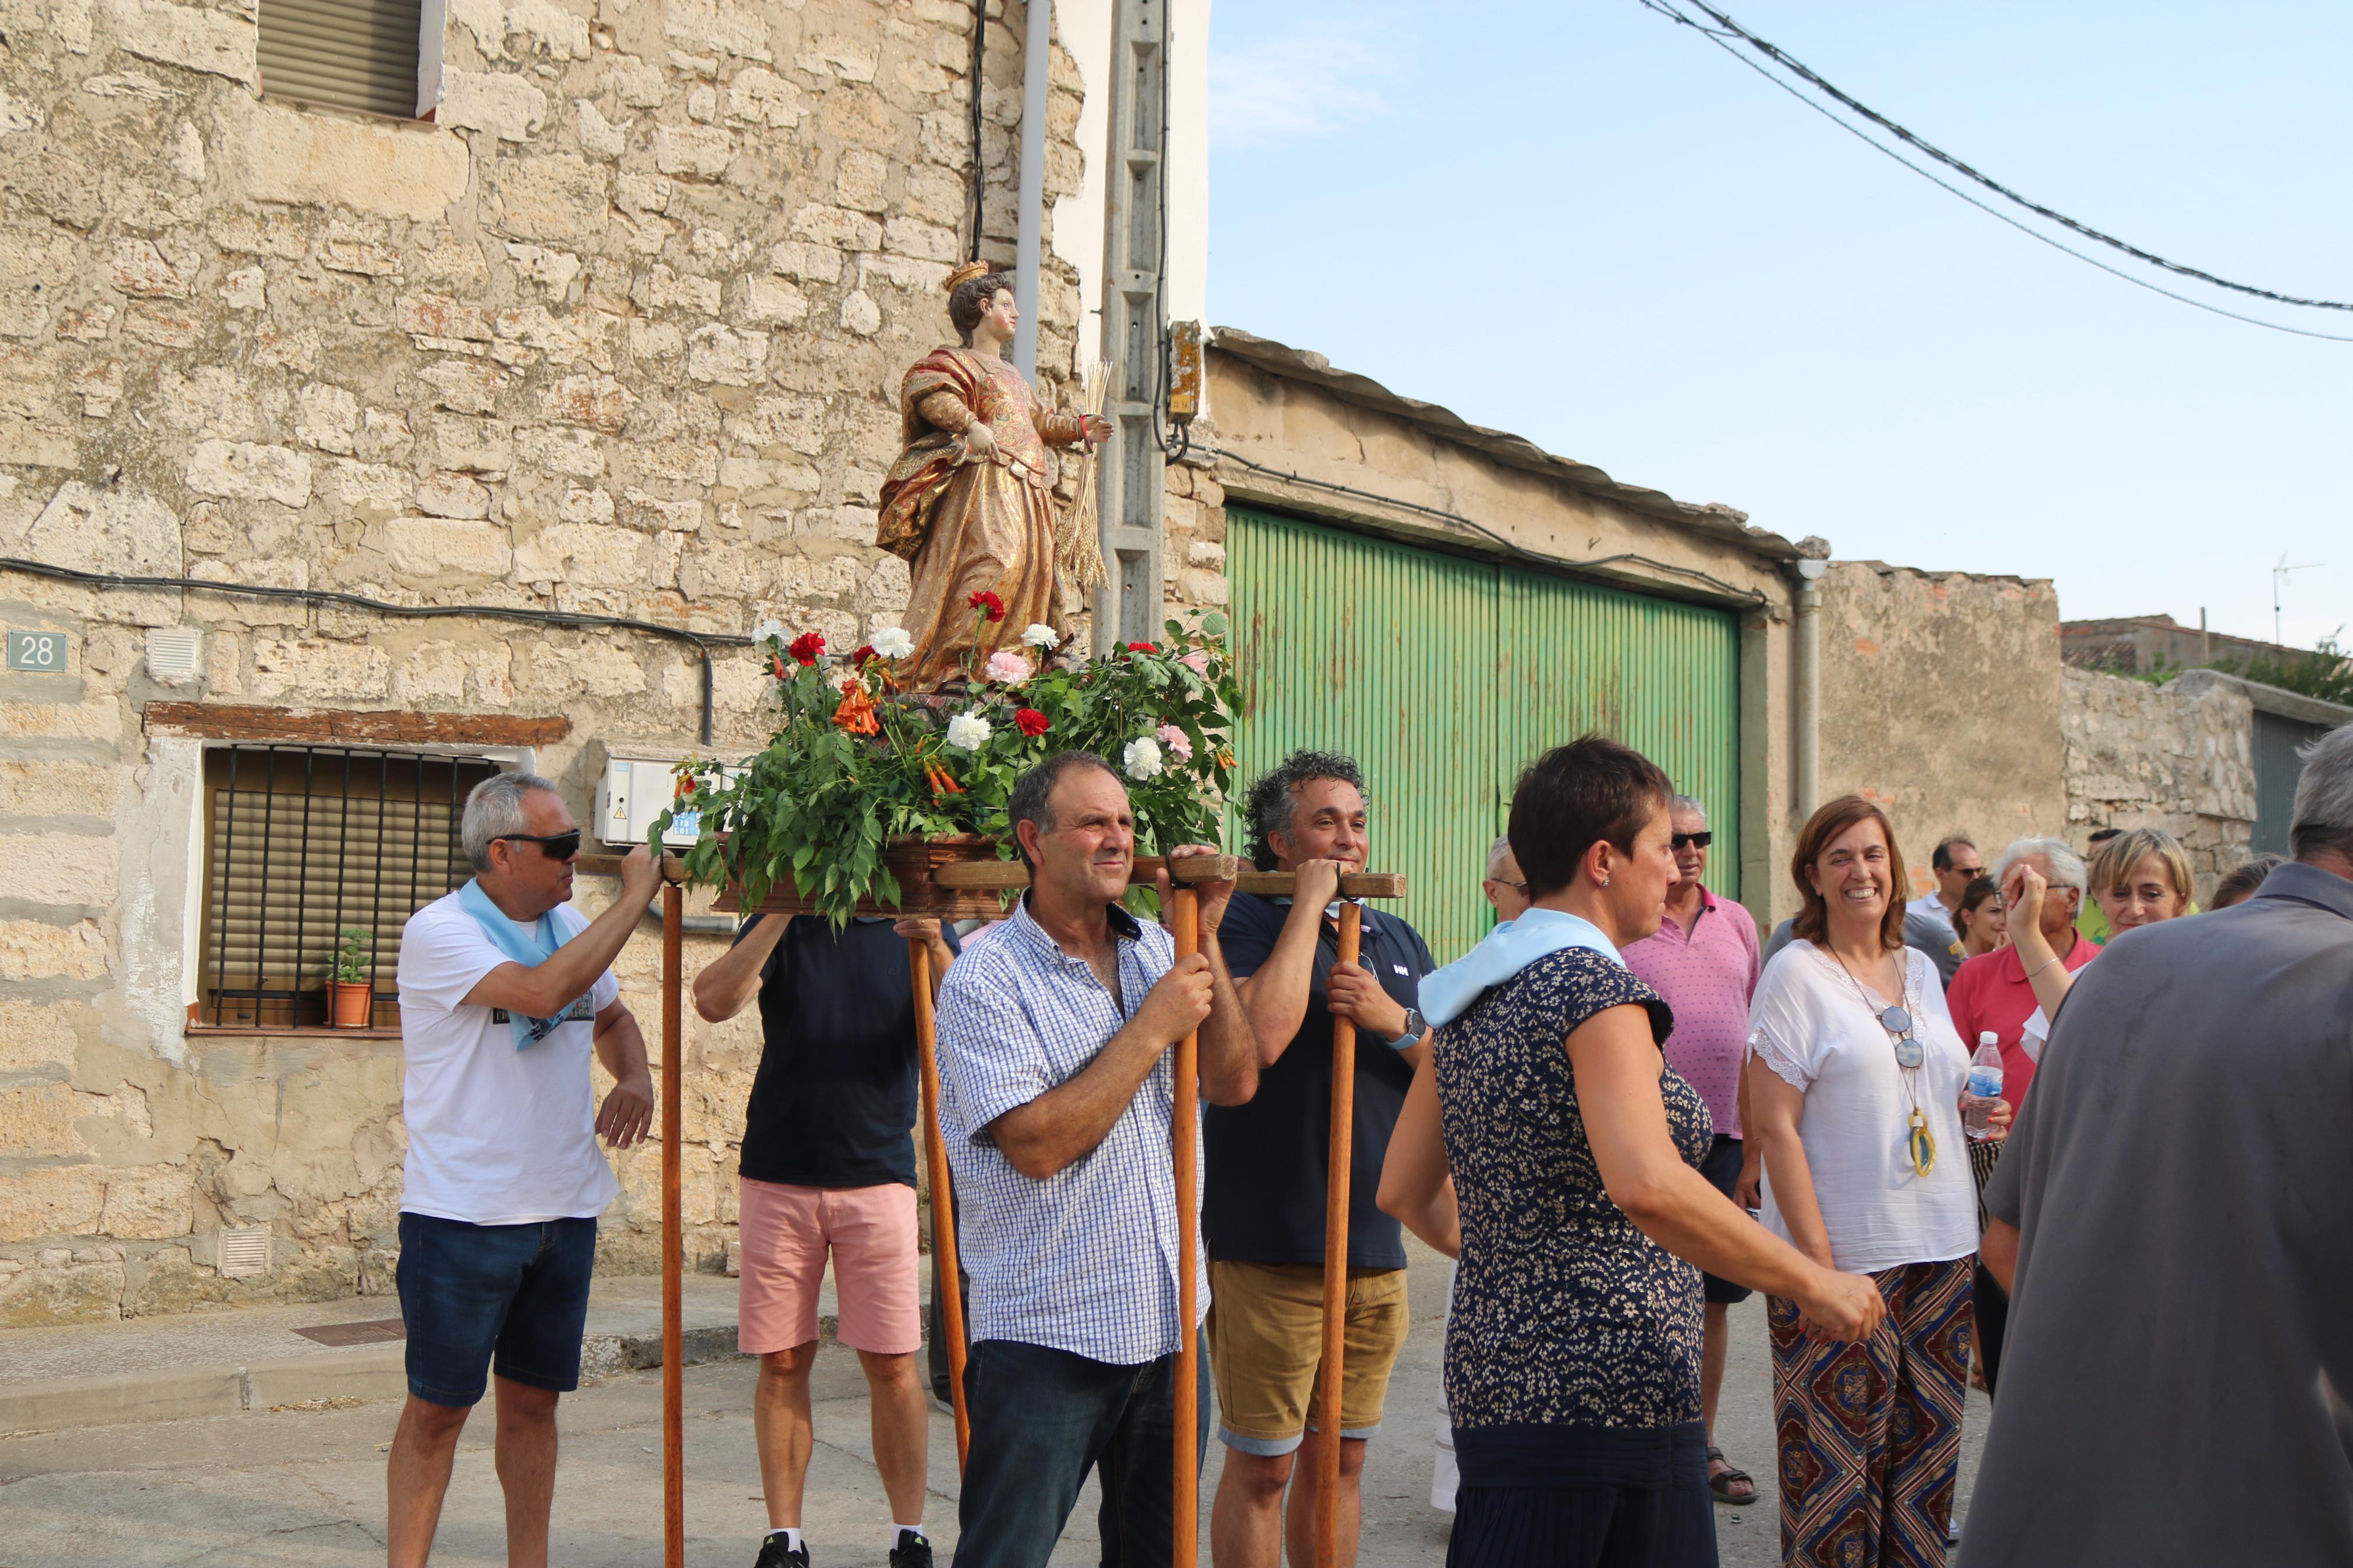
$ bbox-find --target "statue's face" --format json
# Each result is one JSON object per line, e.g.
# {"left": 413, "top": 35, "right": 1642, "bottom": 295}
{"left": 978, "top": 287, "right": 1018, "bottom": 343}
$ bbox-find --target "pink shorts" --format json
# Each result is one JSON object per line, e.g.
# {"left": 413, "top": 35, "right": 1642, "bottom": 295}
{"left": 737, "top": 1178, "right": 922, "bottom": 1356}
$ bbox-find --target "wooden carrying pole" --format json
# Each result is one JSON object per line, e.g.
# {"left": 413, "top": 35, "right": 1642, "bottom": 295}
{"left": 661, "top": 880, "right": 685, "bottom": 1568}
{"left": 910, "top": 938, "right": 973, "bottom": 1469}
{"left": 1315, "top": 902, "right": 1363, "bottom": 1568}
{"left": 1170, "top": 886, "right": 1202, "bottom": 1568}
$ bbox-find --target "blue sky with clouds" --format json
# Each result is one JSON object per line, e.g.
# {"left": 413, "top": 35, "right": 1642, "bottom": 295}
{"left": 1205, "top": 1, "right": 2353, "bottom": 649}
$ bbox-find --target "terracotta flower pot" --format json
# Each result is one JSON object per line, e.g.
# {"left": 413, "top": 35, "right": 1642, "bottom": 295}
{"left": 329, "top": 980, "right": 375, "bottom": 1029}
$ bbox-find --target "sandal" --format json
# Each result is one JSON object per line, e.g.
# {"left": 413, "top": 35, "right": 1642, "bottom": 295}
{"left": 1708, "top": 1445, "right": 1757, "bottom": 1506}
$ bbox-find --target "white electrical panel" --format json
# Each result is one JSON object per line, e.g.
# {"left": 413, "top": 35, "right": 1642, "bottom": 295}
{"left": 597, "top": 757, "right": 741, "bottom": 848}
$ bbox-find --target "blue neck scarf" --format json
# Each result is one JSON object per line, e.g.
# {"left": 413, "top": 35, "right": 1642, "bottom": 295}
{"left": 1419, "top": 906, "right": 1625, "bottom": 1029}
{"left": 457, "top": 879, "right": 593, "bottom": 1049}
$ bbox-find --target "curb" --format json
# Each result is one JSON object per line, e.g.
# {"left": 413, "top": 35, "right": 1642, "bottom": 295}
{"left": 0, "top": 1321, "right": 761, "bottom": 1437}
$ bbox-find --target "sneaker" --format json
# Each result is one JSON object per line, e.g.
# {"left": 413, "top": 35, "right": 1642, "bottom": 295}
{"left": 889, "top": 1531, "right": 934, "bottom": 1568}
{"left": 753, "top": 1535, "right": 809, "bottom": 1568}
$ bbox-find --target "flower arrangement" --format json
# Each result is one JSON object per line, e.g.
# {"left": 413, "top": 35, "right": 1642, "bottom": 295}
{"left": 657, "top": 605, "right": 1241, "bottom": 925}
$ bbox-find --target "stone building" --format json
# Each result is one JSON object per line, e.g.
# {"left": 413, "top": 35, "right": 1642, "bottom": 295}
{"left": 0, "top": 0, "right": 1212, "bottom": 1325}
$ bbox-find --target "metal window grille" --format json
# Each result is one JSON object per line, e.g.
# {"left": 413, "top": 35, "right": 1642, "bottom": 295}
{"left": 197, "top": 745, "right": 501, "bottom": 1031}
{"left": 258, "top": 0, "right": 426, "bottom": 120}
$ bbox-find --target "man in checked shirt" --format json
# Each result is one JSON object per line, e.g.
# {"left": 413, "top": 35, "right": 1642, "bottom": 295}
{"left": 935, "top": 751, "right": 1259, "bottom": 1567}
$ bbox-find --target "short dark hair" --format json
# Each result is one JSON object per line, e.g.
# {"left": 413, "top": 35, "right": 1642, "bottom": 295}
{"left": 1790, "top": 795, "right": 1908, "bottom": 951}
{"left": 2210, "top": 852, "right": 2284, "bottom": 909}
{"left": 1953, "top": 874, "right": 1999, "bottom": 937}
{"left": 1930, "top": 835, "right": 1975, "bottom": 873}
{"left": 949, "top": 269, "right": 1015, "bottom": 346}
{"left": 1244, "top": 749, "right": 1367, "bottom": 872}
{"left": 1006, "top": 751, "right": 1119, "bottom": 867}
{"left": 1506, "top": 734, "right": 1671, "bottom": 899}
{"left": 2086, "top": 827, "right": 2122, "bottom": 846}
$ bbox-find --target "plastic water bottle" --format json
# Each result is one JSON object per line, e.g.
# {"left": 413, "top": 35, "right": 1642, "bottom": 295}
{"left": 1964, "top": 1033, "right": 2004, "bottom": 1140}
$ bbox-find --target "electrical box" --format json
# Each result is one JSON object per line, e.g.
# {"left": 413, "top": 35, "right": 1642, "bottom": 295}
{"left": 597, "top": 757, "right": 741, "bottom": 848}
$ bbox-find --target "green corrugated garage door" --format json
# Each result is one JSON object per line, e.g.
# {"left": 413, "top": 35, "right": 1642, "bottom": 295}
{"left": 1229, "top": 505, "right": 1741, "bottom": 959}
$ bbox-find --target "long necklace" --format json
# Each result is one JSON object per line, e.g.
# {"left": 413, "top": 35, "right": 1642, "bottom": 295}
{"left": 1829, "top": 946, "right": 1937, "bottom": 1177}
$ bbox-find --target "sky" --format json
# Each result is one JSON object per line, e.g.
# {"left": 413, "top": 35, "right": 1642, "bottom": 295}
{"left": 1204, "top": 1, "right": 2353, "bottom": 650}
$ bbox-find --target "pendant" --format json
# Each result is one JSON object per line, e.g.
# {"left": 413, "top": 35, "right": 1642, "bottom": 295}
{"left": 1893, "top": 1036, "right": 1925, "bottom": 1070}
{"left": 1880, "top": 1004, "right": 1914, "bottom": 1035}
{"left": 1907, "top": 1108, "right": 1937, "bottom": 1177}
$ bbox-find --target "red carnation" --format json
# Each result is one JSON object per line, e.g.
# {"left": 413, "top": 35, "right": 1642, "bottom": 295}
{"left": 1125, "top": 641, "right": 1159, "bottom": 655}
{"left": 1014, "top": 707, "right": 1049, "bottom": 738}
{"left": 968, "top": 590, "right": 1006, "bottom": 623}
{"left": 852, "top": 644, "right": 878, "bottom": 669}
{"left": 789, "top": 631, "right": 826, "bottom": 666}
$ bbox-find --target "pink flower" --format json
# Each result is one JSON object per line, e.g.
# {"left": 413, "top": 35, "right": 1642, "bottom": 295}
{"left": 1179, "top": 650, "right": 1210, "bottom": 675}
{"left": 1156, "top": 723, "right": 1194, "bottom": 762}
{"left": 984, "top": 648, "right": 1031, "bottom": 685}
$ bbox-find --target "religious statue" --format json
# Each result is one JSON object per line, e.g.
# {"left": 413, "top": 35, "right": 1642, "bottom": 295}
{"left": 876, "top": 260, "right": 1111, "bottom": 689}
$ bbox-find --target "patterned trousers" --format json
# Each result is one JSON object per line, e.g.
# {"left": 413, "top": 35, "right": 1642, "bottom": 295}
{"left": 1768, "top": 1257, "right": 1974, "bottom": 1568}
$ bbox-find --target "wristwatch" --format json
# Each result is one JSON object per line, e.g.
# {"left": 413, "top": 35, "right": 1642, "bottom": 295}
{"left": 1385, "top": 1007, "right": 1427, "bottom": 1052}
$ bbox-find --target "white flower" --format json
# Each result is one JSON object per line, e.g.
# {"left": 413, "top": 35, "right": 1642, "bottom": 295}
{"left": 1123, "top": 735, "right": 1164, "bottom": 781}
{"left": 1021, "top": 622, "right": 1059, "bottom": 650}
{"left": 870, "top": 625, "right": 915, "bottom": 660}
{"left": 946, "top": 710, "right": 992, "bottom": 751}
{"left": 749, "top": 617, "right": 785, "bottom": 646}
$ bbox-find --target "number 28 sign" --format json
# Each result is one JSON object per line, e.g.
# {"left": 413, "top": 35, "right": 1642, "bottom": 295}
{"left": 6, "top": 630, "right": 71, "bottom": 672}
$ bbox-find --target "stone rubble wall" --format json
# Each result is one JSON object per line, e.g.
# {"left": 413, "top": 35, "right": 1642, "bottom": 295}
{"left": 0, "top": 0, "right": 1117, "bottom": 1325}
{"left": 2060, "top": 666, "right": 2256, "bottom": 901}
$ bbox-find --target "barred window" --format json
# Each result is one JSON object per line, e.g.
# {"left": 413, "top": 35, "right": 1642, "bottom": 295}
{"left": 196, "top": 745, "right": 501, "bottom": 1033}
{"left": 258, "top": 0, "right": 432, "bottom": 121}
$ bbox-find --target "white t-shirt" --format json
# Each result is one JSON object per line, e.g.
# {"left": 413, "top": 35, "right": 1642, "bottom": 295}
{"left": 1904, "top": 893, "right": 1958, "bottom": 946}
{"left": 1747, "top": 939, "right": 1978, "bottom": 1274}
{"left": 395, "top": 891, "right": 622, "bottom": 1226}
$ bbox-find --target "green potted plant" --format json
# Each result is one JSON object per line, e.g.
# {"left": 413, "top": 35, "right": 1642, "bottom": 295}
{"left": 657, "top": 606, "right": 1243, "bottom": 924}
{"left": 329, "top": 926, "right": 375, "bottom": 1029}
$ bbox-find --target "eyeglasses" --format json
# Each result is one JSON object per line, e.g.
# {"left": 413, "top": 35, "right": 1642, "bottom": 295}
{"left": 1670, "top": 831, "right": 1713, "bottom": 850}
{"left": 498, "top": 830, "right": 582, "bottom": 861}
{"left": 1485, "top": 876, "right": 1528, "bottom": 891}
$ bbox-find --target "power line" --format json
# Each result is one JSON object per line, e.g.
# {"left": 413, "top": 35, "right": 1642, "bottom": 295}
{"left": 1639, "top": 0, "right": 2353, "bottom": 344}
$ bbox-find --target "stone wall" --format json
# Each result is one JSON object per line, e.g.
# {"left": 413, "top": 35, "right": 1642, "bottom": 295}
{"left": 1815, "top": 561, "right": 2068, "bottom": 905}
{"left": 2060, "top": 666, "right": 2255, "bottom": 900}
{"left": 0, "top": 0, "right": 1113, "bottom": 1325}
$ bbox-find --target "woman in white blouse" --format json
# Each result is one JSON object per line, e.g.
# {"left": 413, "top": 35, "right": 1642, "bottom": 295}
{"left": 1746, "top": 796, "right": 2008, "bottom": 1567}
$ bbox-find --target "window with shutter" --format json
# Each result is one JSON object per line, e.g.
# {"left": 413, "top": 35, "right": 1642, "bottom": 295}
{"left": 257, "top": 0, "right": 430, "bottom": 120}
{"left": 195, "top": 745, "right": 503, "bottom": 1033}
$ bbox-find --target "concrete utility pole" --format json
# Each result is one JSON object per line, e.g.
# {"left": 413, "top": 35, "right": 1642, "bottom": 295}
{"left": 1790, "top": 557, "right": 1826, "bottom": 820}
{"left": 1011, "top": 0, "right": 1052, "bottom": 377}
{"left": 1092, "top": 0, "right": 1169, "bottom": 650}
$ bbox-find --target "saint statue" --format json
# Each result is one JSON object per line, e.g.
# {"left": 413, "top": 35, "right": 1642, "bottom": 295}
{"left": 876, "top": 261, "right": 1110, "bottom": 689}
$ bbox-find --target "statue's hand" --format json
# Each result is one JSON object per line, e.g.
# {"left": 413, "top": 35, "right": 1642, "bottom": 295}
{"left": 1080, "top": 414, "right": 1112, "bottom": 446}
{"left": 962, "top": 422, "right": 998, "bottom": 460}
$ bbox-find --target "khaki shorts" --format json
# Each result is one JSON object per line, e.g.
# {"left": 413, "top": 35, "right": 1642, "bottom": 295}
{"left": 1207, "top": 1259, "right": 1409, "bottom": 1455}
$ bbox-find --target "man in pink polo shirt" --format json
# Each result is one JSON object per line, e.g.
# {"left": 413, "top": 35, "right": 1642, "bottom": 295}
{"left": 1620, "top": 792, "right": 1762, "bottom": 1508}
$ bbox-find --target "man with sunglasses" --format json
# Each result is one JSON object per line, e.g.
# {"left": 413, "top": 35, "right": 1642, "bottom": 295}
{"left": 1617, "top": 793, "right": 1763, "bottom": 1509}
{"left": 386, "top": 771, "right": 660, "bottom": 1568}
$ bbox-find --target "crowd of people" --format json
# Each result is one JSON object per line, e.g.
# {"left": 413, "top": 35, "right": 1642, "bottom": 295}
{"left": 379, "top": 720, "right": 2353, "bottom": 1568}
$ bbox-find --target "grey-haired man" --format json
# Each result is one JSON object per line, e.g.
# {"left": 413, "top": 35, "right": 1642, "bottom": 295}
{"left": 386, "top": 772, "right": 657, "bottom": 1568}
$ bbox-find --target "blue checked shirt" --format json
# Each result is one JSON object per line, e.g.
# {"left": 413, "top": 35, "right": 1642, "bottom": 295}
{"left": 934, "top": 895, "right": 1206, "bottom": 1366}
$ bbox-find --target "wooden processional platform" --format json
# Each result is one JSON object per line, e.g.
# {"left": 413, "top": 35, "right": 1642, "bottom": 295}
{"left": 580, "top": 847, "right": 1406, "bottom": 1568}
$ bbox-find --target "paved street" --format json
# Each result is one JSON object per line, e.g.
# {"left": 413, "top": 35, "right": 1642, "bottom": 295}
{"left": 0, "top": 1239, "right": 1989, "bottom": 1566}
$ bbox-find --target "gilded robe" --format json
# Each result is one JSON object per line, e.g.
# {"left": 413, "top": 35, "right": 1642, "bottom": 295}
{"left": 875, "top": 346, "right": 1088, "bottom": 689}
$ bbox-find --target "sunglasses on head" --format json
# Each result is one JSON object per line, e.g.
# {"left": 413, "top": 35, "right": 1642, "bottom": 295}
{"left": 1670, "top": 831, "right": 1713, "bottom": 850}
{"left": 498, "top": 829, "right": 582, "bottom": 861}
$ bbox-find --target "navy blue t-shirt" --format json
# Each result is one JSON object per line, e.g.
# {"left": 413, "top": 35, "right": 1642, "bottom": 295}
{"left": 737, "top": 915, "right": 957, "bottom": 1190}
{"left": 1202, "top": 892, "right": 1435, "bottom": 1270}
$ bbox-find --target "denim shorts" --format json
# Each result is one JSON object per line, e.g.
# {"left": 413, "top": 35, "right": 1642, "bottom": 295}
{"left": 396, "top": 1212, "right": 598, "bottom": 1407}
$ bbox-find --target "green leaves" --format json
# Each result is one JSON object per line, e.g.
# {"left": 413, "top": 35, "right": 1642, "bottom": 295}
{"left": 659, "top": 611, "right": 1243, "bottom": 925}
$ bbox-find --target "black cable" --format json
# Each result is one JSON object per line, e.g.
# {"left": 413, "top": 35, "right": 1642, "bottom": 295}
{"left": 1642, "top": 0, "right": 2353, "bottom": 317}
{"left": 966, "top": 0, "right": 989, "bottom": 263}
{"left": 1642, "top": 0, "right": 2353, "bottom": 345}
{"left": 1204, "top": 447, "right": 1769, "bottom": 606}
{"left": 0, "top": 558, "right": 746, "bottom": 744}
